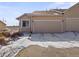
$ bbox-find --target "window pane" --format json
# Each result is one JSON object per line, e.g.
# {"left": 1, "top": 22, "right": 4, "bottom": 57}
{"left": 26, "top": 21, "right": 29, "bottom": 26}
{"left": 22, "top": 21, "right": 29, "bottom": 27}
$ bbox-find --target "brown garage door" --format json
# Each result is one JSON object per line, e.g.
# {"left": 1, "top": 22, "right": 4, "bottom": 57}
{"left": 32, "top": 20, "right": 64, "bottom": 33}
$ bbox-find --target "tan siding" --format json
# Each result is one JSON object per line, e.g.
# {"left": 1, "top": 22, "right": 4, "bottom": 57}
{"left": 32, "top": 16, "right": 62, "bottom": 20}
{"left": 19, "top": 15, "right": 62, "bottom": 20}
{"left": 20, "top": 27, "right": 30, "bottom": 32}
{"left": 32, "top": 20, "right": 64, "bottom": 33}
{"left": 65, "top": 18, "right": 79, "bottom": 32}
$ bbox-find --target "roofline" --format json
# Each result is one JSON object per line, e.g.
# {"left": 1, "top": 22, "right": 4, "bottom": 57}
{"left": 0, "top": 21, "right": 6, "bottom": 25}
{"left": 16, "top": 3, "right": 78, "bottom": 20}
{"left": 16, "top": 13, "right": 28, "bottom": 20}
{"left": 16, "top": 13, "right": 62, "bottom": 20}
{"left": 33, "top": 9, "right": 63, "bottom": 14}
{"left": 64, "top": 2, "right": 78, "bottom": 13}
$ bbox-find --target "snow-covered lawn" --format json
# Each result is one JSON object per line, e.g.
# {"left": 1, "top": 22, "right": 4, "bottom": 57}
{"left": 31, "top": 32, "right": 79, "bottom": 41}
{"left": 1, "top": 32, "right": 79, "bottom": 57}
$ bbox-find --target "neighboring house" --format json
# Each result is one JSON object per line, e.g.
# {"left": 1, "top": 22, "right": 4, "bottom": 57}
{"left": 16, "top": 3, "right": 79, "bottom": 33}
{"left": 0, "top": 20, "right": 6, "bottom": 31}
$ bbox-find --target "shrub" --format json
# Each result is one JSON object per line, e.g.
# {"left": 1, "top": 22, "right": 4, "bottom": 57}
{"left": 2, "top": 32, "right": 10, "bottom": 37}
{"left": 11, "top": 32, "right": 22, "bottom": 38}
{"left": 0, "top": 37, "right": 7, "bottom": 45}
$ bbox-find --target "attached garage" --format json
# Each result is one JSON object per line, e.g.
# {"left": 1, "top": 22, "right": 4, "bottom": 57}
{"left": 32, "top": 20, "right": 64, "bottom": 33}
{"left": 66, "top": 18, "right": 79, "bottom": 32}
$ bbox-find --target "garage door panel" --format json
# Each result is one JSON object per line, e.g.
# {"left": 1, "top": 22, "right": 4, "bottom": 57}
{"left": 32, "top": 20, "right": 63, "bottom": 33}
{"left": 66, "top": 19, "right": 79, "bottom": 31}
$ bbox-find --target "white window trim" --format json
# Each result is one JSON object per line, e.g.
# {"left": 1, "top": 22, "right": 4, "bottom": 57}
{"left": 21, "top": 19, "right": 30, "bottom": 28}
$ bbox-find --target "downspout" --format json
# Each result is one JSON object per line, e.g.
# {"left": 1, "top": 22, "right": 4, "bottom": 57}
{"left": 29, "top": 15, "right": 32, "bottom": 36}
{"left": 62, "top": 12, "right": 65, "bottom": 32}
{"left": 19, "top": 19, "right": 22, "bottom": 32}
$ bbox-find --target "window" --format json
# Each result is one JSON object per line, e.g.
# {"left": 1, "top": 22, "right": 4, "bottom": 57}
{"left": 22, "top": 21, "right": 29, "bottom": 27}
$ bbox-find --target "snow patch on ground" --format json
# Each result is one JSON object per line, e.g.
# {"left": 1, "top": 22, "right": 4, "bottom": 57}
{"left": 1, "top": 32, "right": 79, "bottom": 57}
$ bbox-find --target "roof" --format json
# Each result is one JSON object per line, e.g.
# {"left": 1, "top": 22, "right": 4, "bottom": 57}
{"left": 16, "top": 3, "right": 78, "bottom": 20}
{"left": 64, "top": 2, "right": 78, "bottom": 13}
{"left": 16, "top": 10, "right": 63, "bottom": 20}
{"left": 0, "top": 20, "right": 6, "bottom": 25}
{"left": 33, "top": 9, "right": 66, "bottom": 13}
{"left": 32, "top": 9, "right": 64, "bottom": 14}
{"left": 16, "top": 13, "right": 62, "bottom": 20}
{"left": 49, "top": 9, "right": 67, "bottom": 12}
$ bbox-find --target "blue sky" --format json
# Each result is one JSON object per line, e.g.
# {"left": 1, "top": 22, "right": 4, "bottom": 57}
{"left": 0, "top": 2, "right": 77, "bottom": 26}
